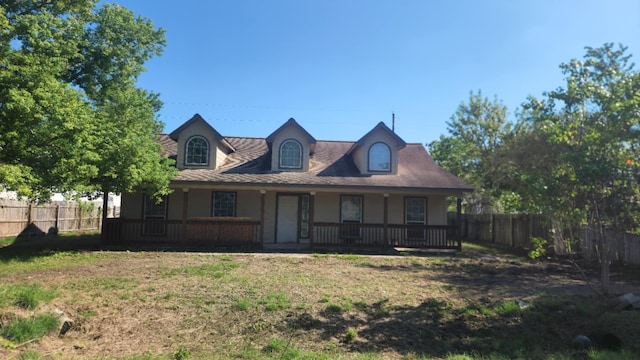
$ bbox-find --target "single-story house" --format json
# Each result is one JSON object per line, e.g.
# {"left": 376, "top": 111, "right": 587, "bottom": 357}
{"left": 104, "top": 114, "right": 472, "bottom": 249}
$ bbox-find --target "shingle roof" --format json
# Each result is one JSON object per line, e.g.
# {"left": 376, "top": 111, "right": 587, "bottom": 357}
{"left": 160, "top": 135, "right": 473, "bottom": 193}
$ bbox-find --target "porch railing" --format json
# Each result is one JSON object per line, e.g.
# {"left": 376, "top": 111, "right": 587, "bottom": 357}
{"left": 102, "top": 218, "right": 261, "bottom": 246}
{"left": 313, "top": 222, "right": 460, "bottom": 250}
{"left": 102, "top": 219, "right": 461, "bottom": 250}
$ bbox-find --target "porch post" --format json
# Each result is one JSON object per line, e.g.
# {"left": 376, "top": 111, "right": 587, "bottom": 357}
{"left": 456, "top": 197, "right": 462, "bottom": 251}
{"left": 182, "top": 188, "right": 189, "bottom": 245}
{"left": 260, "top": 190, "right": 266, "bottom": 244}
{"left": 383, "top": 193, "right": 389, "bottom": 245}
{"left": 309, "top": 191, "right": 316, "bottom": 247}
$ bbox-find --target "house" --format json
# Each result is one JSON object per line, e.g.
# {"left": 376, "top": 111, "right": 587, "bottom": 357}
{"left": 105, "top": 114, "right": 473, "bottom": 249}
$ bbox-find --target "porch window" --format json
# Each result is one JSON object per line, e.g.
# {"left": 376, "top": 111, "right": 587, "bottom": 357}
{"left": 368, "top": 142, "right": 391, "bottom": 172}
{"left": 212, "top": 192, "right": 236, "bottom": 217}
{"left": 279, "top": 139, "right": 302, "bottom": 169}
{"left": 405, "top": 197, "right": 426, "bottom": 240}
{"left": 186, "top": 136, "right": 209, "bottom": 165}
{"left": 143, "top": 194, "right": 167, "bottom": 236}
{"left": 340, "top": 195, "right": 362, "bottom": 238}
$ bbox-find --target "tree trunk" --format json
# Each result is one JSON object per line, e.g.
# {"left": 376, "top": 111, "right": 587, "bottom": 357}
{"left": 102, "top": 186, "right": 109, "bottom": 221}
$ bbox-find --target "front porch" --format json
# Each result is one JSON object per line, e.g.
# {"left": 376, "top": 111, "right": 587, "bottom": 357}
{"left": 102, "top": 218, "right": 461, "bottom": 250}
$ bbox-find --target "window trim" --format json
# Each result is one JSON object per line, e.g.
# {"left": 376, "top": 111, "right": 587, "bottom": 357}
{"left": 211, "top": 191, "right": 237, "bottom": 217}
{"left": 142, "top": 194, "right": 168, "bottom": 236}
{"left": 404, "top": 197, "right": 427, "bottom": 240}
{"left": 368, "top": 142, "right": 391, "bottom": 172}
{"left": 340, "top": 194, "right": 363, "bottom": 239}
{"left": 185, "top": 136, "right": 210, "bottom": 166}
{"left": 279, "top": 139, "right": 303, "bottom": 169}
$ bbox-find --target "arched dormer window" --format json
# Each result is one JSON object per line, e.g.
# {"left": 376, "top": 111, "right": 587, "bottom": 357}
{"left": 185, "top": 136, "right": 209, "bottom": 165}
{"left": 368, "top": 142, "right": 391, "bottom": 172}
{"left": 279, "top": 139, "right": 302, "bottom": 169}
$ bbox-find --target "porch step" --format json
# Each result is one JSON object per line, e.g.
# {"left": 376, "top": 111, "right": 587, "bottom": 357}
{"left": 262, "top": 243, "right": 310, "bottom": 252}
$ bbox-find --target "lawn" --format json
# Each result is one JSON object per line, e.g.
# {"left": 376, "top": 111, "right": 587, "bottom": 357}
{"left": 0, "top": 234, "right": 639, "bottom": 359}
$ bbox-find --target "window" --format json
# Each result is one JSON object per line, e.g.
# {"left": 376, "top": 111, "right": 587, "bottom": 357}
{"left": 279, "top": 139, "right": 302, "bottom": 169}
{"left": 368, "top": 142, "right": 391, "bottom": 172}
{"left": 300, "top": 195, "right": 310, "bottom": 238}
{"left": 405, "top": 197, "right": 426, "bottom": 240}
{"left": 143, "top": 194, "right": 167, "bottom": 235}
{"left": 185, "top": 136, "right": 209, "bottom": 165}
{"left": 341, "top": 195, "right": 362, "bottom": 238}
{"left": 212, "top": 192, "right": 236, "bottom": 217}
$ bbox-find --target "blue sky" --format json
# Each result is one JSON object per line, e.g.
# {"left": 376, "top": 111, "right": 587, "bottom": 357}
{"left": 111, "top": 0, "right": 640, "bottom": 145}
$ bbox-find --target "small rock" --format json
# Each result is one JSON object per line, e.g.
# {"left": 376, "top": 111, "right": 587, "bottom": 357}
{"left": 573, "top": 335, "right": 592, "bottom": 349}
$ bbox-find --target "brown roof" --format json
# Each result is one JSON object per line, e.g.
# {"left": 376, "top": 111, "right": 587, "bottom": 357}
{"left": 161, "top": 135, "right": 473, "bottom": 193}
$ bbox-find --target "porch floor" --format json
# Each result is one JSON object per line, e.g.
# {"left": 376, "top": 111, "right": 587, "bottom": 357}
{"left": 262, "top": 243, "right": 311, "bottom": 252}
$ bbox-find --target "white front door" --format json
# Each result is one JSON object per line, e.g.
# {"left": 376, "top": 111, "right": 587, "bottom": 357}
{"left": 277, "top": 195, "right": 299, "bottom": 243}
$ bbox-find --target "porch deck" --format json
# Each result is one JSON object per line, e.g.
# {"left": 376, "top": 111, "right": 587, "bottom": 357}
{"left": 102, "top": 218, "right": 461, "bottom": 250}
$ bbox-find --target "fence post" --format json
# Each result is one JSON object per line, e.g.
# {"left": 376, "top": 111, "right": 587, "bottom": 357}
{"left": 510, "top": 215, "right": 514, "bottom": 248}
{"left": 27, "top": 203, "right": 32, "bottom": 224}
{"left": 491, "top": 213, "right": 495, "bottom": 243}
{"left": 55, "top": 204, "right": 60, "bottom": 232}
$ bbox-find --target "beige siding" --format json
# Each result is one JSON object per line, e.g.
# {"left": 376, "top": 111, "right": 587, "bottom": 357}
{"left": 236, "top": 190, "right": 261, "bottom": 219}
{"left": 387, "top": 196, "right": 404, "bottom": 224}
{"left": 270, "top": 126, "right": 312, "bottom": 171}
{"left": 215, "top": 145, "right": 227, "bottom": 168}
{"left": 363, "top": 194, "right": 384, "bottom": 223}
{"left": 313, "top": 192, "right": 340, "bottom": 222}
{"left": 428, "top": 195, "right": 447, "bottom": 225}
{"left": 175, "top": 121, "right": 218, "bottom": 170}
{"left": 186, "top": 189, "right": 211, "bottom": 218}
{"left": 352, "top": 129, "right": 399, "bottom": 175}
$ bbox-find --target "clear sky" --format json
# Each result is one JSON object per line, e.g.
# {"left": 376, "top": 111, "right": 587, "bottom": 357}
{"left": 111, "top": 0, "right": 640, "bottom": 145}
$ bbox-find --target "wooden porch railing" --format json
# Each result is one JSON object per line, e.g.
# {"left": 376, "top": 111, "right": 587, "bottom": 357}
{"left": 102, "top": 219, "right": 461, "bottom": 250}
{"left": 313, "top": 222, "right": 461, "bottom": 250}
{"left": 102, "top": 218, "right": 261, "bottom": 246}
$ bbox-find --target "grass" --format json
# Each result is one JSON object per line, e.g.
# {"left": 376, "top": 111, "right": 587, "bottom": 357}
{"left": 1, "top": 313, "right": 60, "bottom": 343}
{"left": 0, "top": 236, "right": 638, "bottom": 359}
{"left": 0, "top": 283, "right": 57, "bottom": 310}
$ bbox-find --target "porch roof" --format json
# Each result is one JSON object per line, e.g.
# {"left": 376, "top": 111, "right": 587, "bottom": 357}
{"left": 157, "top": 135, "right": 473, "bottom": 193}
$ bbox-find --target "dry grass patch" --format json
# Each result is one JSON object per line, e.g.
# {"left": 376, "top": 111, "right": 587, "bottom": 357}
{"left": 0, "top": 242, "right": 638, "bottom": 359}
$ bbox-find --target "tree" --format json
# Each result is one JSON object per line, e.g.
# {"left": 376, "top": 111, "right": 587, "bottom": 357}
{"left": 428, "top": 90, "right": 513, "bottom": 213}
{"left": 513, "top": 44, "right": 640, "bottom": 294}
{"left": 0, "top": 1, "right": 176, "bottom": 211}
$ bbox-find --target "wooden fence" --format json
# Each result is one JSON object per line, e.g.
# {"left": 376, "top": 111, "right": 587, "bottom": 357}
{"left": 459, "top": 213, "right": 640, "bottom": 265}
{"left": 459, "top": 213, "right": 550, "bottom": 248}
{"left": 580, "top": 226, "right": 640, "bottom": 265}
{"left": 0, "top": 201, "right": 119, "bottom": 238}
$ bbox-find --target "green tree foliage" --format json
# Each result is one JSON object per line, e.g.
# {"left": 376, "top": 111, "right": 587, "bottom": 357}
{"left": 428, "top": 90, "right": 512, "bottom": 213}
{"left": 0, "top": 1, "right": 176, "bottom": 203}
{"left": 513, "top": 43, "right": 640, "bottom": 294}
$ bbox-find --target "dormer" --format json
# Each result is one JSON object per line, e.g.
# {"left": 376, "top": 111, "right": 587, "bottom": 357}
{"left": 266, "top": 118, "right": 316, "bottom": 172}
{"left": 347, "top": 122, "right": 406, "bottom": 175}
{"left": 169, "top": 114, "right": 235, "bottom": 170}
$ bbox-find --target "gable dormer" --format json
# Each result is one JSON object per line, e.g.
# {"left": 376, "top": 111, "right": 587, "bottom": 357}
{"left": 169, "top": 114, "right": 235, "bottom": 170}
{"left": 266, "top": 118, "right": 316, "bottom": 172}
{"left": 347, "top": 122, "right": 406, "bottom": 175}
